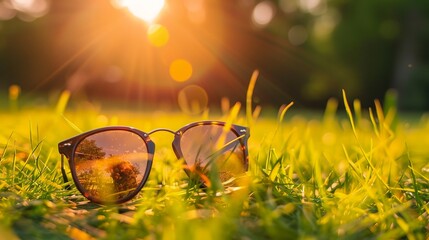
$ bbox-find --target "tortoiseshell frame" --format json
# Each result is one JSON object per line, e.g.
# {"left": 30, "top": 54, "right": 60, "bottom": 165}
{"left": 58, "top": 121, "right": 250, "bottom": 204}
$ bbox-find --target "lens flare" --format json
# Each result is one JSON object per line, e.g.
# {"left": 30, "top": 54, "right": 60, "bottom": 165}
{"left": 147, "top": 24, "right": 169, "bottom": 47}
{"left": 178, "top": 85, "right": 208, "bottom": 115}
{"left": 9, "top": 85, "right": 21, "bottom": 101}
{"left": 288, "top": 25, "right": 308, "bottom": 46}
{"left": 170, "top": 59, "right": 193, "bottom": 82}
{"left": 113, "top": 0, "right": 165, "bottom": 23}
{"left": 10, "top": 0, "right": 49, "bottom": 20}
{"left": 252, "top": 1, "right": 276, "bottom": 27}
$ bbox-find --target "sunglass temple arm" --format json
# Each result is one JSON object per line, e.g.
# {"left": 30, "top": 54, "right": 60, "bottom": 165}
{"left": 61, "top": 155, "right": 71, "bottom": 190}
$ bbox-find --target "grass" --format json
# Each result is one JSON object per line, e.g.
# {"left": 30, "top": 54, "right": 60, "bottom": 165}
{"left": 0, "top": 88, "right": 428, "bottom": 239}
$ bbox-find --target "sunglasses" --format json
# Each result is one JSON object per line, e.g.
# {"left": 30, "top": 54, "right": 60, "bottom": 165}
{"left": 58, "top": 121, "right": 250, "bottom": 204}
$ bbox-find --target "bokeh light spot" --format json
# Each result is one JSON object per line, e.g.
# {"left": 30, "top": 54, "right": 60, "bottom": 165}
{"left": 9, "top": 84, "right": 21, "bottom": 101}
{"left": 147, "top": 24, "right": 169, "bottom": 47}
{"left": 11, "top": 0, "right": 49, "bottom": 18}
{"left": 184, "top": 0, "right": 206, "bottom": 24}
{"left": 170, "top": 59, "right": 193, "bottom": 82}
{"left": 104, "top": 66, "right": 123, "bottom": 83}
{"left": 313, "top": 10, "right": 340, "bottom": 40}
{"left": 96, "top": 115, "right": 109, "bottom": 125}
{"left": 112, "top": 0, "right": 165, "bottom": 23}
{"left": 299, "top": 0, "right": 326, "bottom": 15}
{"left": 0, "top": 3, "right": 17, "bottom": 20}
{"left": 251, "top": 1, "right": 276, "bottom": 27}
{"left": 288, "top": 25, "right": 308, "bottom": 46}
{"left": 279, "top": 0, "right": 297, "bottom": 13}
{"left": 178, "top": 85, "right": 208, "bottom": 115}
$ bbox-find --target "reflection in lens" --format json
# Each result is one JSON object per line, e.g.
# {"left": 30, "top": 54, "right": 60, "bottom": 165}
{"left": 180, "top": 125, "right": 246, "bottom": 183}
{"left": 74, "top": 130, "right": 149, "bottom": 202}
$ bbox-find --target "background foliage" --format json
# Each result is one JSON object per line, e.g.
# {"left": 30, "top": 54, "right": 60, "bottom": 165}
{"left": 0, "top": 0, "right": 428, "bottom": 109}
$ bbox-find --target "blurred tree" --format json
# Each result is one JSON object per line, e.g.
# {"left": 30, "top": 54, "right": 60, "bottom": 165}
{"left": 391, "top": 1, "right": 429, "bottom": 109}
{"left": 265, "top": 0, "right": 429, "bottom": 109}
{"left": 329, "top": 0, "right": 405, "bottom": 104}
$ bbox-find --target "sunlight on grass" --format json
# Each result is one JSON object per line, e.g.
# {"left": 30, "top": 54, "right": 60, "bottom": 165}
{"left": 0, "top": 87, "right": 428, "bottom": 239}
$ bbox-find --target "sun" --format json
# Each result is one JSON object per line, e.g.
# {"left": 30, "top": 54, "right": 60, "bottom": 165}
{"left": 113, "top": 0, "right": 165, "bottom": 23}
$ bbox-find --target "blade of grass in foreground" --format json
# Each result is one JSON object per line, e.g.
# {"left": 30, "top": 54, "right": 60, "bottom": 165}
{"left": 246, "top": 69, "right": 259, "bottom": 129}
{"left": 342, "top": 89, "right": 357, "bottom": 137}
{"left": 343, "top": 90, "right": 391, "bottom": 191}
{"left": 55, "top": 90, "right": 70, "bottom": 115}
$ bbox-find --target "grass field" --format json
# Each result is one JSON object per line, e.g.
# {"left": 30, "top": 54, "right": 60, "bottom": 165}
{"left": 0, "top": 89, "right": 428, "bottom": 239}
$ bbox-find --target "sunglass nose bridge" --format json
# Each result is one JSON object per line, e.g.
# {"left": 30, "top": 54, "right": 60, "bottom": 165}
{"left": 147, "top": 128, "right": 177, "bottom": 135}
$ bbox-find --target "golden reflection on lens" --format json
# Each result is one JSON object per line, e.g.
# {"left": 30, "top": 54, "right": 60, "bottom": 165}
{"left": 74, "top": 130, "right": 149, "bottom": 202}
{"left": 147, "top": 24, "right": 169, "bottom": 47}
{"left": 169, "top": 59, "right": 193, "bottom": 82}
{"left": 178, "top": 85, "right": 208, "bottom": 115}
{"left": 180, "top": 125, "right": 245, "bottom": 183}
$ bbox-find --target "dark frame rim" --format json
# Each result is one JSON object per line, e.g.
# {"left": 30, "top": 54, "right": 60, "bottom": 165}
{"left": 59, "top": 127, "right": 155, "bottom": 204}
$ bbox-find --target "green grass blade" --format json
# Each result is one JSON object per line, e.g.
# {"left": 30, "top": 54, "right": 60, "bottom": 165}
{"left": 278, "top": 102, "right": 294, "bottom": 123}
{"left": 342, "top": 89, "right": 357, "bottom": 137}
{"left": 246, "top": 69, "right": 259, "bottom": 128}
{"left": 269, "top": 157, "right": 282, "bottom": 182}
{"left": 56, "top": 90, "right": 70, "bottom": 115}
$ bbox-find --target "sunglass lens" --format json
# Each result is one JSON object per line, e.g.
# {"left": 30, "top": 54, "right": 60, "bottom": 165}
{"left": 180, "top": 125, "right": 246, "bottom": 182}
{"left": 73, "top": 130, "right": 150, "bottom": 202}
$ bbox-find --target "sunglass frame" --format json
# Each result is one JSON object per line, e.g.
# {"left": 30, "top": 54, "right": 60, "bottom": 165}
{"left": 58, "top": 121, "right": 249, "bottom": 204}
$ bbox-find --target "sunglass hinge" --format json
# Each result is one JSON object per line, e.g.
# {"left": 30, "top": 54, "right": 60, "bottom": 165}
{"left": 59, "top": 142, "right": 71, "bottom": 148}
